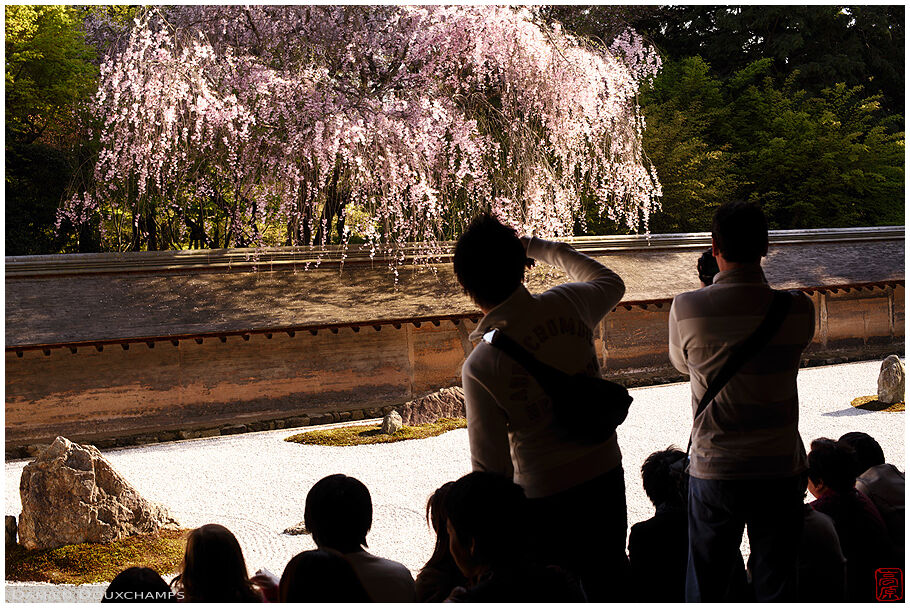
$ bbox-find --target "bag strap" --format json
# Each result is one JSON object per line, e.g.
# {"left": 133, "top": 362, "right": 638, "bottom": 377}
{"left": 686, "top": 290, "right": 793, "bottom": 453}
{"left": 482, "top": 329, "right": 555, "bottom": 381}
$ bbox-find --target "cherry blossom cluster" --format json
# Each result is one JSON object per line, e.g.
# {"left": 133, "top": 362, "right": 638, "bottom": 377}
{"left": 60, "top": 5, "right": 662, "bottom": 258}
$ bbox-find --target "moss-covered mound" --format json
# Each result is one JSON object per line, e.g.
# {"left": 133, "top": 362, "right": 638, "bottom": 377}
{"left": 6, "top": 529, "right": 188, "bottom": 585}
{"left": 286, "top": 417, "right": 467, "bottom": 446}
{"left": 851, "top": 395, "right": 905, "bottom": 412}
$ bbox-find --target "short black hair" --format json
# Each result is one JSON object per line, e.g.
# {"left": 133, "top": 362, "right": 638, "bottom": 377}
{"left": 453, "top": 213, "right": 527, "bottom": 310}
{"left": 838, "top": 431, "right": 886, "bottom": 476}
{"left": 104, "top": 567, "right": 174, "bottom": 602}
{"left": 808, "top": 438, "right": 858, "bottom": 494}
{"left": 279, "top": 549, "right": 371, "bottom": 602}
{"left": 444, "top": 472, "right": 528, "bottom": 568}
{"left": 304, "top": 474, "right": 372, "bottom": 553}
{"left": 641, "top": 447, "right": 687, "bottom": 508}
{"left": 697, "top": 249, "right": 719, "bottom": 285}
{"left": 712, "top": 201, "right": 768, "bottom": 263}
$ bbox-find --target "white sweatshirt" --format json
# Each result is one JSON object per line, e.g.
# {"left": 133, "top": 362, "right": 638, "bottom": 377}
{"left": 462, "top": 236, "right": 626, "bottom": 498}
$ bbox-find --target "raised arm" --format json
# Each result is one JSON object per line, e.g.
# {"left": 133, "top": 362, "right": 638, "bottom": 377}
{"left": 524, "top": 236, "right": 626, "bottom": 327}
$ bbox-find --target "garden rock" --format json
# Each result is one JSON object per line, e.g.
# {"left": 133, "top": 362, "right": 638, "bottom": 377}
{"left": 398, "top": 387, "right": 466, "bottom": 426}
{"left": 878, "top": 355, "right": 905, "bottom": 404}
{"left": 18, "top": 436, "right": 178, "bottom": 550}
{"left": 283, "top": 521, "right": 309, "bottom": 535}
{"left": 381, "top": 411, "right": 403, "bottom": 435}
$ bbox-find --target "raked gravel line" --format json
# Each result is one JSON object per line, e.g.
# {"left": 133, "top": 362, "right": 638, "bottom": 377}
{"left": 5, "top": 360, "right": 904, "bottom": 603}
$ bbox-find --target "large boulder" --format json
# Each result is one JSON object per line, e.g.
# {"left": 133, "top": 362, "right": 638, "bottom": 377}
{"left": 878, "top": 355, "right": 905, "bottom": 405}
{"left": 18, "top": 437, "right": 178, "bottom": 550}
{"left": 398, "top": 387, "right": 466, "bottom": 426}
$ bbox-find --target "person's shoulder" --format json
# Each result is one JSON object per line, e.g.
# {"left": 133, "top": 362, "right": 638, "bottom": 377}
{"left": 804, "top": 505, "right": 837, "bottom": 529}
{"left": 369, "top": 553, "right": 414, "bottom": 579}
{"left": 462, "top": 341, "right": 497, "bottom": 377}
{"left": 671, "top": 286, "right": 707, "bottom": 304}
{"left": 632, "top": 510, "right": 685, "bottom": 538}
{"left": 347, "top": 552, "right": 415, "bottom": 587}
{"left": 670, "top": 286, "right": 712, "bottom": 318}
{"left": 860, "top": 463, "right": 905, "bottom": 484}
{"left": 630, "top": 515, "right": 657, "bottom": 535}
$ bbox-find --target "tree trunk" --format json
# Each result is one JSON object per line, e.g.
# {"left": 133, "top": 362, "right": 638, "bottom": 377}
{"left": 144, "top": 207, "right": 158, "bottom": 251}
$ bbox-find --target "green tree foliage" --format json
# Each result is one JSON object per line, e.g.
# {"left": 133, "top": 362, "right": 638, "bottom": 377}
{"left": 638, "top": 57, "right": 739, "bottom": 233}
{"left": 637, "top": 5, "right": 904, "bottom": 114}
{"left": 4, "top": 6, "right": 906, "bottom": 253}
{"left": 552, "top": 6, "right": 904, "bottom": 236}
{"left": 5, "top": 5, "right": 99, "bottom": 254}
{"left": 726, "top": 62, "right": 904, "bottom": 228}
{"left": 6, "top": 5, "right": 97, "bottom": 144}
{"left": 634, "top": 57, "right": 904, "bottom": 233}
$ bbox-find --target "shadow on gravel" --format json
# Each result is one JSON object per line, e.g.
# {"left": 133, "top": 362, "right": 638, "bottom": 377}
{"left": 821, "top": 407, "right": 873, "bottom": 417}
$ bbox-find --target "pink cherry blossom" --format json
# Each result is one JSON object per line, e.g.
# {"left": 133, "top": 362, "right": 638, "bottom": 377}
{"left": 60, "top": 6, "right": 662, "bottom": 263}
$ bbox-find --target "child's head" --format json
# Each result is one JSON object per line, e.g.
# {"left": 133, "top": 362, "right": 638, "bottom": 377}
{"left": 304, "top": 474, "right": 372, "bottom": 553}
{"left": 641, "top": 446, "right": 688, "bottom": 509}
{"left": 807, "top": 438, "right": 857, "bottom": 498}
{"left": 838, "top": 431, "right": 886, "bottom": 476}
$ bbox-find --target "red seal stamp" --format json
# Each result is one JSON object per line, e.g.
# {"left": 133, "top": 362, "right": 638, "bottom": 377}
{"left": 876, "top": 568, "right": 903, "bottom": 602}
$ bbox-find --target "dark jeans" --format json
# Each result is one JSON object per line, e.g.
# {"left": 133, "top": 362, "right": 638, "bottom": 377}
{"left": 528, "top": 466, "right": 630, "bottom": 602}
{"left": 686, "top": 474, "right": 805, "bottom": 602}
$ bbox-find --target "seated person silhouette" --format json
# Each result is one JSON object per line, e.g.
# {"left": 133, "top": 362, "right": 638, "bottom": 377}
{"left": 838, "top": 431, "right": 904, "bottom": 565}
{"left": 628, "top": 447, "right": 689, "bottom": 602}
{"left": 807, "top": 438, "right": 893, "bottom": 602}
{"left": 305, "top": 474, "right": 415, "bottom": 602}
{"left": 416, "top": 481, "right": 467, "bottom": 602}
{"left": 104, "top": 567, "right": 175, "bottom": 602}
{"left": 279, "top": 548, "right": 371, "bottom": 602}
{"left": 443, "top": 471, "right": 584, "bottom": 602}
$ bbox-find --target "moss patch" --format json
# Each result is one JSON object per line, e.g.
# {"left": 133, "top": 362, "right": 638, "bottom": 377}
{"left": 851, "top": 395, "right": 905, "bottom": 412}
{"left": 286, "top": 417, "right": 467, "bottom": 446}
{"left": 6, "top": 529, "right": 188, "bottom": 585}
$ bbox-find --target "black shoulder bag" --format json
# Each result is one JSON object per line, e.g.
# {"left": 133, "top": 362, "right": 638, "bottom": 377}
{"left": 482, "top": 328, "right": 632, "bottom": 444}
{"left": 677, "top": 290, "right": 794, "bottom": 472}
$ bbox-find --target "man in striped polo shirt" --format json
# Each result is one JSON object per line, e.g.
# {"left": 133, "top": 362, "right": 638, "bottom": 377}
{"left": 668, "top": 201, "right": 815, "bottom": 602}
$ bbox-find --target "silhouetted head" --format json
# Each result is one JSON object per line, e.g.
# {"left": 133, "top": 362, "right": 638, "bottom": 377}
{"left": 278, "top": 549, "right": 371, "bottom": 602}
{"left": 641, "top": 446, "right": 688, "bottom": 509}
{"left": 103, "top": 567, "right": 174, "bottom": 602}
{"left": 174, "top": 523, "right": 260, "bottom": 602}
{"left": 838, "top": 431, "right": 886, "bottom": 476}
{"left": 808, "top": 438, "right": 858, "bottom": 497}
{"left": 712, "top": 201, "right": 768, "bottom": 264}
{"left": 444, "top": 472, "right": 528, "bottom": 577}
{"left": 421, "top": 481, "right": 460, "bottom": 575}
{"left": 697, "top": 249, "right": 719, "bottom": 286}
{"left": 453, "top": 213, "right": 527, "bottom": 311}
{"left": 305, "top": 474, "right": 372, "bottom": 553}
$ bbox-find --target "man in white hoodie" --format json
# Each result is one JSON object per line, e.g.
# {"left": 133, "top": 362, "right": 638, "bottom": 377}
{"left": 452, "top": 213, "right": 628, "bottom": 601}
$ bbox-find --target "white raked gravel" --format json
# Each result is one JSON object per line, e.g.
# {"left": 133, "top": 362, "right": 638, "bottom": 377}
{"left": 5, "top": 360, "right": 904, "bottom": 603}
